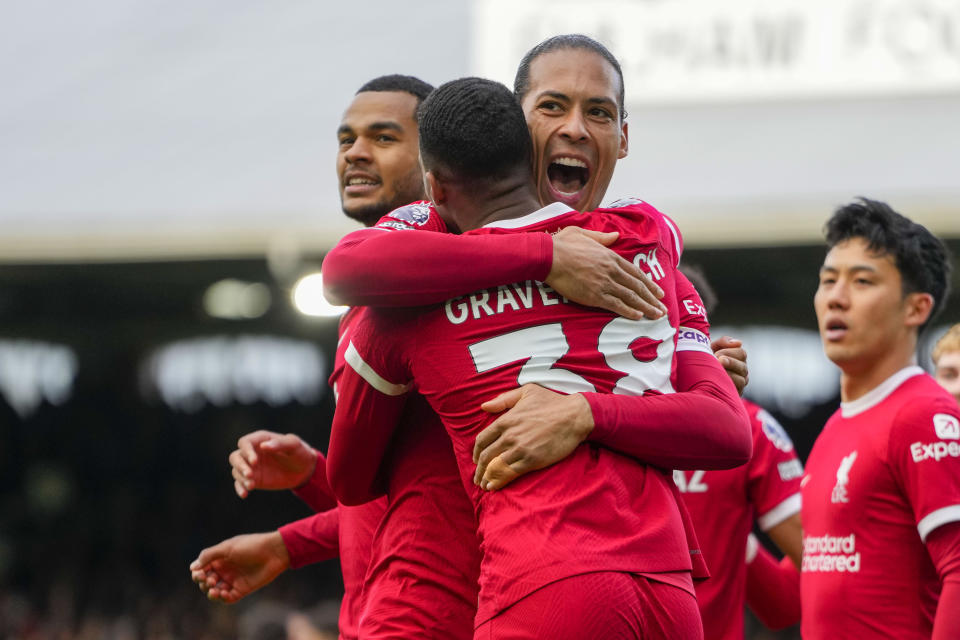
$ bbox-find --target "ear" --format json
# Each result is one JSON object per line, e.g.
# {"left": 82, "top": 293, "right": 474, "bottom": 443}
{"left": 618, "top": 120, "right": 628, "bottom": 159}
{"left": 424, "top": 171, "right": 446, "bottom": 205}
{"left": 904, "top": 292, "right": 934, "bottom": 328}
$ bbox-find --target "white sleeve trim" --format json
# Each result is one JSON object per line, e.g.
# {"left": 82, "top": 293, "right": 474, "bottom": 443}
{"left": 344, "top": 341, "right": 411, "bottom": 396}
{"left": 757, "top": 493, "right": 802, "bottom": 531}
{"left": 918, "top": 504, "right": 960, "bottom": 542}
{"left": 662, "top": 215, "right": 682, "bottom": 265}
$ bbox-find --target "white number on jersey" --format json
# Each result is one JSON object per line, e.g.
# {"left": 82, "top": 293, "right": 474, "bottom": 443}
{"left": 468, "top": 315, "right": 676, "bottom": 396}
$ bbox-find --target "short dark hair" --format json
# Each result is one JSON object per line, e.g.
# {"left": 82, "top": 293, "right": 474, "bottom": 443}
{"left": 418, "top": 77, "right": 533, "bottom": 184}
{"left": 824, "top": 197, "right": 952, "bottom": 330}
{"left": 356, "top": 74, "right": 435, "bottom": 120}
{"left": 514, "top": 34, "right": 627, "bottom": 120}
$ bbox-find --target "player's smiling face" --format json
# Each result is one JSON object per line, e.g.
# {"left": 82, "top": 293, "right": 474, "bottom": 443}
{"left": 814, "top": 237, "right": 917, "bottom": 373}
{"left": 337, "top": 91, "right": 425, "bottom": 226}
{"left": 935, "top": 350, "right": 960, "bottom": 402}
{"left": 520, "top": 48, "right": 628, "bottom": 212}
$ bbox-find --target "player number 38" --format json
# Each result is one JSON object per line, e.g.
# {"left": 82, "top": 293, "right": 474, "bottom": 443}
{"left": 468, "top": 315, "right": 676, "bottom": 396}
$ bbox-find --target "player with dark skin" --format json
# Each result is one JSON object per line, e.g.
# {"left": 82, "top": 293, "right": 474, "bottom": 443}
{"left": 320, "top": 36, "right": 749, "bottom": 491}
{"left": 188, "top": 73, "right": 681, "bottom": 609}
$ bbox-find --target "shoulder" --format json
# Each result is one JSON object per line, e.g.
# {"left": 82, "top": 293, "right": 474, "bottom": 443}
{"left": 601, "top": 197, "right": 683, "bottom": 259}
{"left": 889, "top": 379, "right": 960, "bottom": 441}
{"left": 374, "top": 201, "right": 446, "bottom": 232}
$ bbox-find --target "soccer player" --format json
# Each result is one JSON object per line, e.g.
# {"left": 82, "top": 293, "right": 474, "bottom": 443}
{"left": 933, "top": 324, "right": 960, "bottom": 403}
{"left": 190, "top": 73, "right": 658, "bottom": 638}
{"left": 672, "top": 266, "right": 802, "bottom": 639}
{"left": 327, "top": 77, "right": 751, "bottom": 638}
{"left": 803, "top": 198, "right": 960, "bottom": 638}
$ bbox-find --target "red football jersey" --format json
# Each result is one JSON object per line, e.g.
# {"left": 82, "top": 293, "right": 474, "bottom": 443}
{"left": 675, "top": 399, "right": 802, "bottom": 639}
{"left": 330, "top": 200, "right": 747, "bottom": 624}
{"left": 331, "top": 290, "right": 480, "bottom": 638}
{"left": 801, "top": 366, "right": 960, "bottom": 639}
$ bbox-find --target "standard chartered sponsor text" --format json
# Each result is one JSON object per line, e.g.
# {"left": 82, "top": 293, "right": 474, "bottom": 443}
{"left": 802, "top": 533, "right": 861, "bottom": 573}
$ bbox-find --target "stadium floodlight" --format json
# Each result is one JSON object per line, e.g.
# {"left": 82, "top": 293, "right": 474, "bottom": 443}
{"left": 203, "top": 279, "right": 272, "bottom": 320}
{"left": 292, "top": 272, "right": 348, "bottom": 317}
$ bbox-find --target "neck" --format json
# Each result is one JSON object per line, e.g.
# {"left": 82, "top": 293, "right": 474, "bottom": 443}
{"left": 447, "top": 178, "right": 542, "bottom": 232}
{"left": 838, "top": 335, "right": 918, "bottom": 403}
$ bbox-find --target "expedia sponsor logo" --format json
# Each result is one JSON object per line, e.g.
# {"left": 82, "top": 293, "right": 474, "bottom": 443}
{"left": 802, "top": 533, "right": 860, "bottom": 573}
{"left": 910, "top": 440, "right": 960, "bottom": 463}
{"left": 934, "top": 414, "right": 960, "bottom": 440}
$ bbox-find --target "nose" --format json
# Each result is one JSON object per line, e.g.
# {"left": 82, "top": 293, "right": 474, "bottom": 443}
{"left": 557, "top": 110, "right": 589, "bottom": 143}
{"left": 826, "top": 279, "right": 850, "bottom": 310}
{"left": 344, "top": 136, "right": 373, "bottom": 164}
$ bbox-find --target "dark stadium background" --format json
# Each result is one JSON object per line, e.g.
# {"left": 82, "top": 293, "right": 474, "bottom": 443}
{"left": 4, "top": 1, "right": 960, "bottom": 637}
{"left": 2, "top": 241, "right": 958, "bottom": 638}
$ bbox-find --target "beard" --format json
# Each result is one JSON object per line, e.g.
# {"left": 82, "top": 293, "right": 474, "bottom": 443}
{"left": 342, "top": 200, "right": 396, "bottom": 227}
{"left": 340, "top": 167, "right": 426, "bottom": 228}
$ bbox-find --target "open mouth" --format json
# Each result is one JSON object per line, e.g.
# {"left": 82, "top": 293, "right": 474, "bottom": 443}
{"left": 547, "top": 157, "right": 589, "bottom": 200}
{"left": 343, "top": 175, "right": 380, "bottom": 196}
{"left": 824, "top": 319, "right": 848, "bottom": 341}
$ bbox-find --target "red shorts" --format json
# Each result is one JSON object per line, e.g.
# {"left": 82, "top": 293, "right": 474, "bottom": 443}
{"left": 474, "top": 571, "right": 702, "bottom": 640}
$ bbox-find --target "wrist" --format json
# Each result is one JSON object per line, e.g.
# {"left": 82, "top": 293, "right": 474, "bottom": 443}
{"left": 294, "top": 448, "right": 319, "bottom": 489}
{"left": 569, "top": 394, "right": 595, "bottom": 441}
{"left": 268, "top": 530, "right": 291, "bottom": 570}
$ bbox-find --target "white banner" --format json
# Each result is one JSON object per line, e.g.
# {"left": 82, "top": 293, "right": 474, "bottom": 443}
{"left": 472, "top": 0, "right": 960, "bottom": 103}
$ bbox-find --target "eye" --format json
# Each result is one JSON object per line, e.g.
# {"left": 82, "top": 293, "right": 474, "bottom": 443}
{"left": 338, "top": 136, "right": 354, "bottom": 147}
{"left": 588, "top": 106, "right": 614, "bottom": 121}
{"left": 819, "top": 276, "right": 836, "bottom": 286}
{"left": 376, "top": 134, "right": 398, "bottom": 143}
{"left": 538, "top": 100, "right": 563, "bottom": 113}
{"left": 854, "top": 277, "right": 873, "bottom": 286}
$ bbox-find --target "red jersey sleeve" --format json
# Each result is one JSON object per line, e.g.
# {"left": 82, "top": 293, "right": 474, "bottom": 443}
{"left": 745, "top": 536, "right": 801, "bottom": 630}
{"left": 322, "top": 202, "right": 552, "bottom": 306}
{"left": 928, "top": 522, "right": 960, "bottom": 640}
{"left": 291, "top": 449, "right": 338, "bottom": 513}
{"left": 886, "top": 398, "right": 960, "bottom": 542}
{"left": 278, "top": 508, "right": 340, "bottom": 569}
{"left": 745, "top": 402, "right": 804, "bottom": 531}
{"left": 326, "top": 309, "right": 414, "bottom": 506}
{"left": 584, "top": 349, "right": 752, "bottom": 470}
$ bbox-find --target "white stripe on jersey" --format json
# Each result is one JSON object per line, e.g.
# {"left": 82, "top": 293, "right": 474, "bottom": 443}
{"left": 661, "top": 215, "right": 682, "bottom": 265}
{"left": 757, "top": 492, "right": 802, "bottom": 531}
{"left": 345, "top": 341, "right": 411, "bottom": 396}
{"left": 917, "top": 503, "right": 960, "bottom": 542}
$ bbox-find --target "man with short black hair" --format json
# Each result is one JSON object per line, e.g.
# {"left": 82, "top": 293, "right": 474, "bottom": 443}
{"left": 803, "top": 197, "right": 960, "bottom": 638}
{"left": 328, "top": 76, "right": 750, "bottom": 639}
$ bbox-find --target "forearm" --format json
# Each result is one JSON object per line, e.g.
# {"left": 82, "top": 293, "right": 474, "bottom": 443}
{"left": 278, "top": 509, "right": 340, "bottom": 569}
{"left": 322, "top": 228, "right": 552, "bottom": 306}
{"left": 291, "top": 450, "right": 338, "bottom": 513}
{"left": 745, "top": 541, "right": 800, "bottom": 630}
{"left": 584, "top": 351, "right": 752, "bottom": 469}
